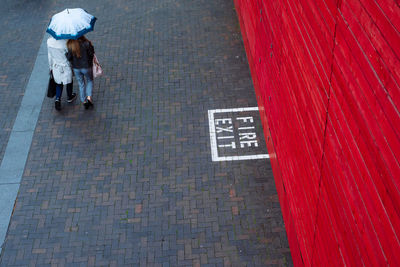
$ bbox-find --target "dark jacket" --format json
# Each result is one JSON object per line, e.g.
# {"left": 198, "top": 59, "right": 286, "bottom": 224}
{"left": 66, "top": 40, "right": 94, "bottom": 69}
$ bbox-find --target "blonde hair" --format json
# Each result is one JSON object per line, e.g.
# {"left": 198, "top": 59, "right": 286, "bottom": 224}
{"left": 67, "top": 39, "right": 81, "bottom": 58}
{"left": 67, "top": 36, "right": 92, "bottom": 58}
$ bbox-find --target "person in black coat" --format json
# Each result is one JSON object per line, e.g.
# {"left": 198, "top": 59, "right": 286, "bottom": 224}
{"left": 66, "top": 36, "right": 95, "bottom": 109}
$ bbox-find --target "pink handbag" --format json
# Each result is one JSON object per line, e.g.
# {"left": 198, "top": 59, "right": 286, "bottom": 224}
{"left": 92, "top": 54, "right": 103, "bottom": 78}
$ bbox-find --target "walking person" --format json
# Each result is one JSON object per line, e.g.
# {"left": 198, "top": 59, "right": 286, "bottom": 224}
{"left": 47, "top": 37, "right": 77, "bottom": 111}
{"left": 66, "top": 36, "right": 95, "bottom": 109}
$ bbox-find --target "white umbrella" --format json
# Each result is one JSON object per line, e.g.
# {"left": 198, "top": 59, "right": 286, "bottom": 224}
{"left": 46, "top": 8, "right": 97, "bottom": 40}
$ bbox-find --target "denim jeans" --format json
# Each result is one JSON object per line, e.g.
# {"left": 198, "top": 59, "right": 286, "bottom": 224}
{"left": 73, "top": 68, "right": 93, "bottom": 103}
{"left": 55, "top": 82, "right": 73, "bottom": 100}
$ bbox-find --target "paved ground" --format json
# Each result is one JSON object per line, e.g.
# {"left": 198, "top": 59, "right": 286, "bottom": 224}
{"left": 0, "top": 0, "right": 292, "bottom": 266}
{"left": 0, "top": 0, "right": 53, "bottom": 162}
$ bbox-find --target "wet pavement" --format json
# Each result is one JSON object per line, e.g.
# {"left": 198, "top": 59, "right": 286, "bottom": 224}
{"left": 0, "top": 0, "right": 292, "bottom": 266}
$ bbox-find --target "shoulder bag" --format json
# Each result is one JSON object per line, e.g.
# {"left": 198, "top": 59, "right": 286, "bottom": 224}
{"left": 92, "top": 54, "right": 103, "bottom": 78}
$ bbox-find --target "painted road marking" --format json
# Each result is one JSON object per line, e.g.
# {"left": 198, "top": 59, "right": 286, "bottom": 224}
{"left": 208, "top": 107, "right": 269, "bottom": 161}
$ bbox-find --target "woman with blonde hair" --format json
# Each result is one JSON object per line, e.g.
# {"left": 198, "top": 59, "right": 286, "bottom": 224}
{"left": 66, "top": 36, "right": 95, "bottom": 109}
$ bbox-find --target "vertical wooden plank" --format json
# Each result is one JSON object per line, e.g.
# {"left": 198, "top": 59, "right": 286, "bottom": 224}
{"left": 343, "top": 0, "right": 400, "bottom": 108}
{"left": 234, "top": 0, "right": 400, "bottom": 265}
{"left": 374, "top": 0, "right": 400, "bottom": 33}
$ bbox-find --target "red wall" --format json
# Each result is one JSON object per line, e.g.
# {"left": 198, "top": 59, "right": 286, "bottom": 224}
{"left": 233, "top": 0, "right": 400, "bottom": 265}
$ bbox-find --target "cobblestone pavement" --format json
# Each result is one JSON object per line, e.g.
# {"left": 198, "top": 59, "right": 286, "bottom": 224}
{"left": 0, "top": 0, "right": 292, "bottom": 266}
{"left": 0, "top": 0, "right": 55, "bottom": 162}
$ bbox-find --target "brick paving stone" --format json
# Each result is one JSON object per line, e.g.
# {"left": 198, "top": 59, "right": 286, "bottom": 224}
{"left": 0, "top": 0, "right": 293, "bottom": 266}
{"left": 0, "top": 0, "right": 57, "bottom": 163}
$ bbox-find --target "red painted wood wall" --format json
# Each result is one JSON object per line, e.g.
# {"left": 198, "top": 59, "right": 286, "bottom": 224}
{"left": 233, "top": 0, "right": 400, "bottom": 265}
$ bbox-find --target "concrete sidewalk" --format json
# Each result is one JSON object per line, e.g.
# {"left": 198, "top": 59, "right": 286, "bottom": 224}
{"left": 0, "top": 0, "right": 292, "bottom": 266}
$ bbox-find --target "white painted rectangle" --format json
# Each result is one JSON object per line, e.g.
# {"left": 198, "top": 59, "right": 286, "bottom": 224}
{"left": 208, "top": 107, "right": 269, "bottom": 161}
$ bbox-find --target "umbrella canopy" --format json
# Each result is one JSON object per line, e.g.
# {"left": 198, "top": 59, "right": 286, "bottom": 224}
{"left": 46, "top": 8, "right": 97, "bottom": 40}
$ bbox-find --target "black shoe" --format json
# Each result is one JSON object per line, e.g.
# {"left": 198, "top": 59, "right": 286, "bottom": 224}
{"left": 67, "top": 93, "right": 77, "bottom": 103}
{"left": 87, "top": 99, "right": 94, "bottom": 108}
{"left": 55, "top": 99, "right": 61, "bottom": 111}
{"left": 83, "top": 100, "right": 90, "bottom": 109}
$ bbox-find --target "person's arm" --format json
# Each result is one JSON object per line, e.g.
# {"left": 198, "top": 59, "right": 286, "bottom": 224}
{"left": 89, "top": 43, "right": 94, "bottom": 56}
{"left": 65, "top": 50, "right": 72, "bottom": 62}
{"left": 88, "top": 42, "right": 95, "bottom": 58}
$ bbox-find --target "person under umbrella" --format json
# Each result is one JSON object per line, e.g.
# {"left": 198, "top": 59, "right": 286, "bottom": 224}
{"left": 46, "top": 8, "right": 97, "bottom": 109}
{"left": 47, "top": 37, "right": 77, "bottom": 110}
{"left": 66, "top": 36, "right": 95, "bottom": 109}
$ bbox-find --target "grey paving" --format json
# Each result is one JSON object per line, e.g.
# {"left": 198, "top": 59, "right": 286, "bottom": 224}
{"left": 0, "top": 0, "right": 55, "bottom": 164}
{"left": 0, "top": 184, "right": 19, "bottom": 255}
{"left": 0, "top": 35, "right": 49, "bottom": 254}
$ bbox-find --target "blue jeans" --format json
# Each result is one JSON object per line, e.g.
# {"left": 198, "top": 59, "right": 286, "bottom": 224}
{"left": 73, "top": 68, "right": 93, "bottom": 103}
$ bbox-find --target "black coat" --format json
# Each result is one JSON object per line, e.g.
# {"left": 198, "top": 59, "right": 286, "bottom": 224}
{"left": 66, "top": 40, "right": 94, "bottom": 69}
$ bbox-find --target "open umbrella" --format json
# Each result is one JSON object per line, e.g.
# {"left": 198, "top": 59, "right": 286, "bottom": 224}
{"left": 46, "top": 8, "right": 97, "bottom": 40}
